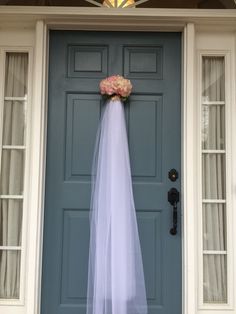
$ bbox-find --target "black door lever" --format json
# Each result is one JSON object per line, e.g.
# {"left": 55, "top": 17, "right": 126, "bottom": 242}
{"left": 168, "top": 188, "right": 180, "bottom": 235}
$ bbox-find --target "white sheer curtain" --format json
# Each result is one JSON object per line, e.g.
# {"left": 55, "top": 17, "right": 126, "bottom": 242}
{"left": 0, "top": 53, "right": 28, "bottom": 299}
{"left": 202, "top": 57, "right": 227, "bottom": 303}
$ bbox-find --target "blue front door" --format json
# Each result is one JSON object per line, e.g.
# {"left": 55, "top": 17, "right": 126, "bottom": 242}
{"left": 41, "top": 31, "right": 182, "bottom": 314}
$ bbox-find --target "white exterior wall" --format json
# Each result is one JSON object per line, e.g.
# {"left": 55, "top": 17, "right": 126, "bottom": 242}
{"left": 0, "top": 8, "right": 235, "bottom": 314}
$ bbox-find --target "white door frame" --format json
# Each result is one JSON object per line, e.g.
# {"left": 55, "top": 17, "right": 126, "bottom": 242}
{"left": 0, "top": 7, "right": 235, "bottom": 314}
{"left": 29, "top": 19, "right": 196, "bottom": 314}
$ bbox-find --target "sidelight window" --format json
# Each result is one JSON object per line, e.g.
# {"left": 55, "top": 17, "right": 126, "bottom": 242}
{"left": 201, "top": 56, "right": 228, "bottom": 304}
{"left": 0, "top": 52, "right": 29, "bottom": 300}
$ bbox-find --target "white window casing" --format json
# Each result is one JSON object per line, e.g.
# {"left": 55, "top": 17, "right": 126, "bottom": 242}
{"left": 196, "top": 32, "right": 236, "bottom": 313}
{"left": 0, "top": 28, "right": 34, "bottom": 314}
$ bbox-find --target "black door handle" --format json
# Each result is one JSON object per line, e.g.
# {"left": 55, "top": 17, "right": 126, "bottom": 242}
{"left": 168, "top": 188, "right": 180, "bottom": 235}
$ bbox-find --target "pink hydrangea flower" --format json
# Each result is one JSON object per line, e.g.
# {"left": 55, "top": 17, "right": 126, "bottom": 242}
{"left": 100, "top": 75, "right": 132, "bottom": 100}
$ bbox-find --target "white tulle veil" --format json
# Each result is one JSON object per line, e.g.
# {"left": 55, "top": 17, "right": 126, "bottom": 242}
{"left": 87, "top": 98, "right": 147, "bottom": 314}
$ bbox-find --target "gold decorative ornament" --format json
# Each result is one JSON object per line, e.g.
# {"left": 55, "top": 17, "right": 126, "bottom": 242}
{"left": 84, "top": 0, "right": 150, "bottom": 8}
{"left": 103, "top": 0, "right": 135, "bottom": 8}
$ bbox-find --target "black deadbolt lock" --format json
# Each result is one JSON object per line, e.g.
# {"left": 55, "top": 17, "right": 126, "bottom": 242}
{"left": 168, "top": 169, "right": 179, "bottom": 182}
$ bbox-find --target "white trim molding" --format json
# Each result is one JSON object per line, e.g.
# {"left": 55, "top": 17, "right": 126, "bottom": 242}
{"left": 182, "top": 22, "right": 198, "bottom": 314}
{"left": 1, "top": 7, "right": 236, "bottom": 31}
{"left": 25, "top": 20, "right": 48, "bottom": 314}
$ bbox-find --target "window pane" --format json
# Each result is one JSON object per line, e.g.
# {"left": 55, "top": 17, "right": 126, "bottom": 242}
{"left": 0, "top": 200, "right": 23, "bottom": 246}
{"left": 203, "top": 254, "right": 227, "bottom": 303}
{"left": 202, "top": 57, "right": 225, "bottom": 102}
{"left": 0, "top": 52, "right": 28, "bottom": 300}
{"left": 0, "top": 150, "right": 25, "bottom": 195}
{"left": 3, "top": 100, "right": 26, "bottom": 146}
{"left": 0, "top": 250, "right": 21, "bottom": 299}
{"left": 203, "top": 204, "right": 226, "bottom": 251}
{"left": 202, "top": 154, "right": 226, "bottom": 199}
{"left": 202, "top": 105, "right": 225, "bottom": 150}
{"left": 201, "top": 55, "right": 227, "bottom": 305}
{"left": 4, "top": 53, "right": 28, "bottom": 98}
